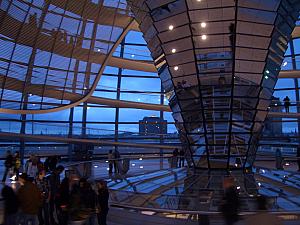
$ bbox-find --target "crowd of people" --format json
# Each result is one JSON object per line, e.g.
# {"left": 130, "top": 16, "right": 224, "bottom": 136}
{"left": 1, "top": 151, "right": 109, "bottom": 225}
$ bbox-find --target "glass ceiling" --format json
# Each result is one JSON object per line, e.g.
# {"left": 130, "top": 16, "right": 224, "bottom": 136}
{"left": 0, "top": 0, "right": 132, "bottom": 112}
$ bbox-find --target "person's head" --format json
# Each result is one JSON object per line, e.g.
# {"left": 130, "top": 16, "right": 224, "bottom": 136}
{"left": 1, "top": 185, "right": 15, "bottom": 199}
{"left": 29, "top": 154, "right": 34, "bottom": 160}
{"left": 15, "top": 151, "right": 19, "bottom": 157}
{"left": 38, "top": 170, "right": 46, "bottom": 180}
{"left": 55, "top": 165, "right": 64, "bottom": 174}
{"left": 69, "top": 174, "right": 80, "bottom": 187}
{"left": 96, "top": 179, "right": 107, "bottom": 190}
{"left": 223, "top": 176, "right": 235, "bottom": 189}
{"left": 257, "top": 195, "right": 268, "bottom": 210}
{"left": 19, "top": 173, "right": 28, "bottom": 185}
{"left": 79, "top": 178, "right": 87, "bottom": 188}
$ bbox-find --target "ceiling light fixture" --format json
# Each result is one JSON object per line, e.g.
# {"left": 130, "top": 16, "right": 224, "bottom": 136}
{"left": 201, "top": 34, "right": 207, "bottom": 40}
{"left": 171, "top": 48, "right": 176, "bottom": 53}
{"left": 201, "top": 22, "right": 207, "bottom": 28}
{"left": 174, "top": 66, "right": 179, "bottom": 71}
{"left": 168, "top": 25, "right": 174, "bottom": 30}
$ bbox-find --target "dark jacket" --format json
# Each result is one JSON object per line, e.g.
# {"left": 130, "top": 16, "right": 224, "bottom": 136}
{"left": 4, "top": 154, "right": 13, "bottom": 168}
{"left": 97, "top": 189, "right": 109, "bottom": 212}
{"left": 17, "top": 181, "right": 42, "bottom": 215}
{"left": 2, "top": 186, "right": 18, "bottom": 215}
{"left": 220, "top": 187, "right": 240, "bottom": 223}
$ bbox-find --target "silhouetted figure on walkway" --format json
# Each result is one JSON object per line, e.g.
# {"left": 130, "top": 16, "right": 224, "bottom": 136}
{"left": 297, "top": 146, "right": 300, "bottom": 172}
{"left": 220, "top": 177, "right": 240, "bottom": 225}
{"left": 113, "top": 149, "right": 120, "bottom": 173}
{"left": 179, "top": 149, "right": 185, "bottom": 167}
{"left": 283, "top": 96, "right": 291, "bottom": 113}
{"left": 242, "top": 196, "right": 283, "bottom": 225}
{"left": 29, "top": 13, "right": 37, "bottom": 27}
{"left": 96, "top": 180, "right": 109, "bottom": 225}
{"left": 108, "top": 150, "right": 113, "bottom": 174}
{"left": 2, "top": 150, "right": 13, "bottom": 182}
{"left": 275, "top": 148, "right": 284, "bottom": 170}
{"left": 2, "top": 185, "right": 19, "bottom": 225}
{"left": 173, "top": 148, "right": 179, "bottom": 168}
{"left": 13, "top": 151, "right": 21, "bottom": 181}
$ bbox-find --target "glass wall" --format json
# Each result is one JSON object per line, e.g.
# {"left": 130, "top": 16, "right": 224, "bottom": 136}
{"left": 0, "top": 28, "right": 178, "bottom": 157}
{"left": 260, "top": 17, "right": 300, "bottom": 155}
{"left": 0, "top": 1, "right": 299, "bottom": 159}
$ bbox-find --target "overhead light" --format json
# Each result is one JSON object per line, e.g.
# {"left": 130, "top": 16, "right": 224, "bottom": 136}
{"left": 258, "top": 182, "right": 261, "bottom": 187}
{"left": 84, "top": 87, "right": 87, "bottom": 90}
{"left": 174, "top": 66, "right": 179, "bottom": 71}
{"left": 97, "top": 49, "right": 101, "bottom": 52}
{"left": 131, "top": 54, "right": 135, "bottom": 58}
{"left": 139, "top": 166, "right": 144, "bottom": 169}
{"left": 132, "top": 163, "right": 136, "bottom": 166}
{"left": 168, "top": 25, "right": 174, "bottom": 30}
{"left": 264, "top": 75, "right": 268, "bottom": 79}
{"left": 266, "top": 70, "right": 270, "bottom": 74}
{"left": 139, "top": 158, "right": 143, "bottom": 161}
{"left": 171, "top": 48, "right": 176, "bottom": 53}
{"left": 201, "top": 22, "right": 207, "bottom": 28}
{"left": 283, "top": 61, "right": 287, "bottom": 67}
{"left": 197, "top": 0, "right": 202, "bottom": 1}
{"left": 201, "top": 34, "right": 207, "bottom": 40}
{"left": 275, "top": 103, "right": 278, "bottom": 106}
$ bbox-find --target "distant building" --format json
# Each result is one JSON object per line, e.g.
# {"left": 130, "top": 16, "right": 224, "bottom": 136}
{"left": 139, "top": 116, "right": 167, "bottom": 135}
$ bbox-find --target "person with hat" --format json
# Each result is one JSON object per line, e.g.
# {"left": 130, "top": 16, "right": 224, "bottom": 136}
{"left": 17, "top": 173, "right": 43, "bottom": 225}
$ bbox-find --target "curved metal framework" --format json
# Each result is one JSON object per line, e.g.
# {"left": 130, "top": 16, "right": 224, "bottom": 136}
{"left": 0, "top": 0, "right": 135, "bottom": 114}
{"left": 129, "top": 0, "right": 300, "bottom": 169}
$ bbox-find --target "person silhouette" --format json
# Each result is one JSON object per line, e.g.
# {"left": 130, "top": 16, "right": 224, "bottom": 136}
{"left": 283, "top": 96, "right": 290, "bottom": 113}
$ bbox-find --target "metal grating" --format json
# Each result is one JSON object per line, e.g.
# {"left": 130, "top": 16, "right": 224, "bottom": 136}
{"left": 0, "top": 0, "right": 133, "bottom": 113}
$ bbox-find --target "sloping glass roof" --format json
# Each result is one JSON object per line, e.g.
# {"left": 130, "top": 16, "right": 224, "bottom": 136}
{"left": 0, "top": 0, "right": 133, "bottom": 112}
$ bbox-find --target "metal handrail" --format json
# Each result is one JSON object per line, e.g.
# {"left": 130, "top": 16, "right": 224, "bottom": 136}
{"left": 110, "top": 203, "right": 300, "bottom": 215}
